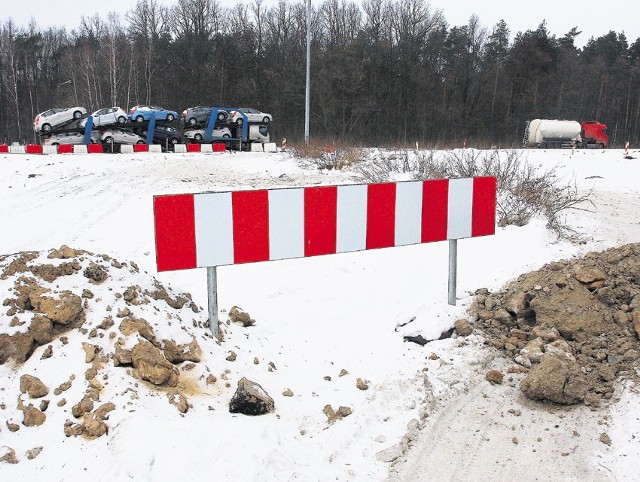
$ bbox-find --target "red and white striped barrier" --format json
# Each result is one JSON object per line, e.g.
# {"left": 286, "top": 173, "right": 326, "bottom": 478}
{"left": 153, "top": 177, "right": 496, "bottom": 272}
{"left": 625, "top": 141, "right": 630, "bottom": 156}
{"left": 0, "top": 143, "right": 207, "bottom": 154}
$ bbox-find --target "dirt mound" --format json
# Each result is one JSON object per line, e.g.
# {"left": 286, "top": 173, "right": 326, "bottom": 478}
{"left": 470, "top": 243, "right": 640, "bottom": 406}
{"left": 0, "top": 247, "right": 213, "bottom": 442}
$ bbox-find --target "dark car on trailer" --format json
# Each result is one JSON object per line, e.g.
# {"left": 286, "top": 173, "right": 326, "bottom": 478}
{"left": 181, "top": 106, "right": 228, "bottom": 126}
{"left": 144, "top": 125, "right": 182, "bottom": 151}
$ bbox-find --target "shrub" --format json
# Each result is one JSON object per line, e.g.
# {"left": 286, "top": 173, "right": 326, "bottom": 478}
{"left": 355, "top": 149, "right": 593, "bottom": 240}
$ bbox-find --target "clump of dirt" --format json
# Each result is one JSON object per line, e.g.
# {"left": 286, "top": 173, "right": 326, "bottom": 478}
{"left": 470, "top": 243, "right": 640, "bottom": 406}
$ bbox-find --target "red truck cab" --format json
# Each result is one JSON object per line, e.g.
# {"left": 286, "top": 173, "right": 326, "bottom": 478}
{"left": 581, "top": 121, "right": 608, "bottom": 148}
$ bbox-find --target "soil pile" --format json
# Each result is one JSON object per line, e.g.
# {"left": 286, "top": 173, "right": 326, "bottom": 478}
{"left": 470, "top": 243, "right": 640, "bottom": 406}
{"left": 0, "top": 247, "right": 214, "bottom": 446}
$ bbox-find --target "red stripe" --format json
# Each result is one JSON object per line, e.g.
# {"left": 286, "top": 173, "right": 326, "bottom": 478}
{"left": 154, "top": 194, "right": 197, "bottom": 271}
{"left": 26, "top": 144, "right": 43, "bottom": 154}
{"left": 472, "top": 177, "right": 496, "bottom": 236}
{"left": 88, "top": 144, "right": 103, "bottom": 153}
{"left": 366, "top": 183, "right": 396, "bottom": 249}
{"left": 57, "top": 144, "right": 73, "bottom": 154}
{"left": 213, "top": 142, "right": 226, "bottom": 152}
{"left": 422, "top": 179, "right": 449, "bottom": 242}
{"left": 304, "top": 186, "right": 337, "bottom": 256}
{"left": 0, "top": 145, "right": 8, "bottom": 153}
{"left": 134, "top": 144, "right": 149, "bottom": 152}
{"left": 187, "top": 144, "right": 201, "bottom": 153}
{"left": 232, "top": 190, "right": 270, "bottom": 263}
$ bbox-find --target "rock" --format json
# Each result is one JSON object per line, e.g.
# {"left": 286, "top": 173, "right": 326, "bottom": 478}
{"left": 505, "top": 291, "right": 533, "bottom": 316}
{"left": 599, "top": 432, "right": 612, "bottom": 445}
{"left": 94, "top": 402, "right": 116, "bottom": 420}
{"left": 72, "top": 395, "right": 94, "bottom": 418}
{"left": 26, "top": 447, "right": 43, "bottom": 460}
{"left": 48, "top": 245, "right": 78, "bottom": 259}
{"left": 163, "top": 339, "right": 202, "bottom": 363}
{"left": 530, "top": 326, "right": 561, "bottom": 342}
{"left": 229, "top": 377, "right": 274, "bottom": 415}
{"left": 529, "top": 285, "right": 607, "bottom": 342}
{"left": 82, "top": 412, "right": 108, "bottom": 438}
{"left": 520, "top": 354, "right": 588, "bottom": 404}
{"left": 632, "top": 311, "right": 640, "bottom": 339}
{"left": 82, "top": 343, "right": 100, "bottom": 363}
{"left": 0, "top": 332, "right": 35, "bottom": 364}
{"left": 6, "top": 421, "right": 20, "bottom": 432}
{"left": 282, "top": 389, "right": 294, "bottom": 397}
{"left": 169, "top": 393, "right": 189, "bottom": 413}
{"left": 40, "top": 345, "right": 53, "bottom": 359}
{"left": 226, "top": 351, "right": 237, "bottom": 362}
{"left": 119, "top": 317, "right": 156, "bottom": 343}
{"left": 485, "top": 370, "right": 504, "bottom": 384}
{"left": 494, "top": 308, "right": 514, "bottom": 325}
{"left": 29, "top": 314, "right": 53, "bottom": 344}
{"left": 520, "top": 337, "right": 545, "bottom": 364}
{"left": 19, "top": 375, "right": 49, "bottom": 398}
{"left": 83, "top": 263, "right": 108, "bottom": 283}
{"left": 356, "top": 378, "right": 369, "bottom": 390}
{"left": 113, "top": 344, "right": 133, "bottom": 366}
{"left": 323, "top": 404, "right": 352, "bottom": 423}
{"left": 228, "top": 306, "right": 256, "bottom": 327}
{"left": 63, "top": 420, "right": 84, "bottom": 437}
{"left": 31, "top": 291, "right": 83, "bottom": 326}
{"left": 131, "top": 341, "right": 179, "bottom": 387}
{"left": 545, "top": 339, "right": 574, "bottom": 360}
{"left": 574, "top": 267, "right": 606, "bottom": 284}
{"left": 0, "top": 447, "right": 18, "bottom": 464}
{"left": 21, "top": 406, "right": 46, "bottom": 426}
{"left": 454, "top": 319, "right": 473, "bottom": 336}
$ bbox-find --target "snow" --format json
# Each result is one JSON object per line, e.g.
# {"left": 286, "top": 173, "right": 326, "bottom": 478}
{"left": 0, "top": 147, "right": 639, "bottom": 481}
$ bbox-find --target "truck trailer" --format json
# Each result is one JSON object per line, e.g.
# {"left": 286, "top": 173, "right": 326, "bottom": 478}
{"left": 524, "top": 119, "right": 608, "bottom": 148}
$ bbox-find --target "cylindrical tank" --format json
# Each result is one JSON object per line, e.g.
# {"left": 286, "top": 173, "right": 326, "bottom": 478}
{"left": 528, "top": 119, "right": 582, "bottom": 145}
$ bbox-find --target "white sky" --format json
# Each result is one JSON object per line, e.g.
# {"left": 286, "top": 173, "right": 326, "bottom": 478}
{"left": 0, "top": 0, "right": 638, "bottom": 47}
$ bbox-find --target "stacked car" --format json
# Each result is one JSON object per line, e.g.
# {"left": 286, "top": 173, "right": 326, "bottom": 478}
{"left": 34, "top": 104, "right": 271, "bottom": 151}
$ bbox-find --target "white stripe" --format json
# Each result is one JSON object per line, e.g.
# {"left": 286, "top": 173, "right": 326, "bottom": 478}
{"left": 395, "top": 181, "right": 423, "bottom": 246}
{"left": 269, "top": 188, "right": 304, "bottom": 260}
{"left": 194, "top": 192, "right": 234, "bottom": 267}
{"left": 447, "top": 178, "right": 473, "bottom": 239}
{"left": 336, "top": 184, "right": 368, "bottom": 253}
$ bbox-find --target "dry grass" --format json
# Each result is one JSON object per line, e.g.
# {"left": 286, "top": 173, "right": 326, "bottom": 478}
{"left": 354, "top": 148, "right": 594, "bottom": 241}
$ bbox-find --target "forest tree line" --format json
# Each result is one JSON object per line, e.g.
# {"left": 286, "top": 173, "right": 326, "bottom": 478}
{"left": 1, "top": 0, "right": 640, "bottom": 147}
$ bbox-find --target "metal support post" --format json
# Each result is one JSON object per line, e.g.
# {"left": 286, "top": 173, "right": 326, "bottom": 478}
{"left": 207, "top": 266, "right": 220, "bottom": 339}
{"left": 448, "top": 239, "right": 457, "bottom": 306}
{"left": 304, "top": 0, "right": 311, "bottom": 146}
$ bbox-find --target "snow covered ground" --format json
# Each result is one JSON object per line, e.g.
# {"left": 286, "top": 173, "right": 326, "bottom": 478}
{"left": 0, "top": 147, "right": 639, "bottom": 481}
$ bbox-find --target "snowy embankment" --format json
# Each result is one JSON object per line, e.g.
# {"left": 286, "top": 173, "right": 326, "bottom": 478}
{"left": 0, "top": 148, "right": 639, "bottom": 481}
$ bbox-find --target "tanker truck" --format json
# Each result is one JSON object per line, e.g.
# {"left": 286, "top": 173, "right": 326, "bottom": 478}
{"left": 524, "top": 119, "right": 608, "bottom": 149}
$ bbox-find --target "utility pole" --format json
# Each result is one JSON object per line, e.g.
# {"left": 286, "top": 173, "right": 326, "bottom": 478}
{"left": 304, "top": 0, "right": 311, "bottom": 146}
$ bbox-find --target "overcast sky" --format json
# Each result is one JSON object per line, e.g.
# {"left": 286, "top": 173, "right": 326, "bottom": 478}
{"left": 1, "top": 0, "right": 638, "bottom": 47}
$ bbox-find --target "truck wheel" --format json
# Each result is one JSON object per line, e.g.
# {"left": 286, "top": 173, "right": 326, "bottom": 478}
{"left": 263, "top": 117, "right": 270, "bottom": 123}
{"left": 104, "top": 136, "right": 114, "bottom": 144}
{"left": 117, "top": 116, "right": 126, "bottom": 124}
{"left": 194, "top": 133, "right": 203, "bottom": 141}
{"left": 236, "top": 118, "right": 243, "bottom": 126}
{"left": 135, "top": 115, "right": 144, "bottom": 122}
{"left": 166, "top": 114, "right": 175, "bottom": 122}
{"left": 73, "top": 110, "right": 82, "bottom": 119}
{"left": 42, "top": 124, "right": 51, "bottom": 133}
